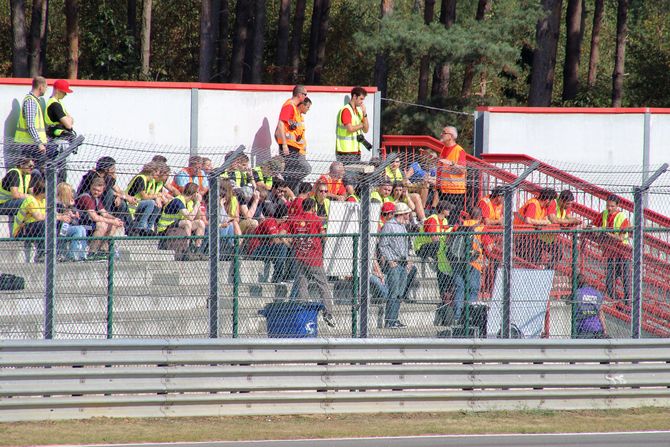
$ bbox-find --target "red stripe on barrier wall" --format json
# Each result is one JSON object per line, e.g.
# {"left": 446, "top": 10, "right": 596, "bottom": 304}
{"left": 476, "top": 106, "right": 670, "bottom": 114}
{"left": 0, "top": 77, "right": 377, "bottom": 93}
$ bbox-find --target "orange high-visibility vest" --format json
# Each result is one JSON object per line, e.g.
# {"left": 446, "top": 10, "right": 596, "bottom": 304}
{"left": 436, "top": 144, "right": 466, "bottom": 194}
{"left": 479, "top": 197, "right": 502, "bottom": 222}
{"left": 276, "top": 99, "right": 306, "bottom": 154}
{"left": 514, "top": 198, "right": 546, "bottom": 225}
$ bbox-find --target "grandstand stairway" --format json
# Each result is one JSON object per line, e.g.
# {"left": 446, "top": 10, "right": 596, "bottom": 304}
{"left": 382, "top": 135, "right": 670, "bottom": 337}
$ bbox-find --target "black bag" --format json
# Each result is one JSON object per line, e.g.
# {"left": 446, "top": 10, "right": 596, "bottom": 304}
{"left": 0, "top": 273, "right": 25, "bottom": 291}
{"left": 447, "top": 225, "right": 477, "bottom": 263}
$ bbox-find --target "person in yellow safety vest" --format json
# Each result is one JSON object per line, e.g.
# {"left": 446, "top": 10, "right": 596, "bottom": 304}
{"left": 451, "top": 208, "right": 485, "bottom": 323}
{"left": 414, "top": 201, "right": 455, "bottom": 302}
{"left": 591, "top": 194, "right": 631, "bottom": 308}
{"left": 548, "top": 189, "right": 583, "bottom": 227}
{"left": 253, "top": 156, "right": 285, "bottom": 193}
{"left": 45, "top": 79, "right": 75, "bottom": 140}
{"left": 384, "top": 157, "right": 404, "bottom": 183}
{"left": 149, "top": 161, "right": 178, "bottom": 207}
{"left": 435, "top": 125, "right": 467, "bottom": 218}
{"left": 335, "top": 86, "right": 370, "bottom": 165}
{"left": 12, "top": 178, "right": 46, "bottom": 262}
{"left": 125, "top": 161, "right": 162, "bottom": 235}
{"left": 222, "top": 153, "right": 256, "bottom": 192}
{"left": 313, "top": 180, "right": 331, "bottom": 229}
{"left": 14, "top": 76, "right": 48, "bottom": 170}
{"left": 0, "top": 158, "right": 35, "bottom": 232}
{"left": 370, "top": 180, "right": 394, "bottom": 204}
{"left": 478, "top": 186, "right": 504, "bottom": 226}
{"left": 156, "top": 182, "right": 207, "bottom": 260}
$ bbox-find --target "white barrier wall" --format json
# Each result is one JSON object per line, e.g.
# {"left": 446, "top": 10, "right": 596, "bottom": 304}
{"left": 476, "top": 107, "right": 670, "bottom": 169}
{"left": 0, "top": 79, "right": 379, "bottom": 168}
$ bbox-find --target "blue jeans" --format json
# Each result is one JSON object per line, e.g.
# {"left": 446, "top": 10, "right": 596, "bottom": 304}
{"left": 62, "top": 225, "right": 88, "bottom": 261}
{"left": 370, "top": 274, "right": 389, "bottom": 302}
{"left": 132, "top": 200, "right": 156, "bottom": 230}
{"left": 453, "top": 264, "right": 482, "bottom": 322}
{"left": 384, "top": 264, "right": 408, "bottom": 325}
{"left": 252, "top": 243, "right": 289, "bottom": 283}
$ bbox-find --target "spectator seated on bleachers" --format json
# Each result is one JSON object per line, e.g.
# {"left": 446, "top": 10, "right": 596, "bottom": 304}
{"left": 252, "top": 156, "right": 285, "bottom": 193}
{"left": 0, "top": 157, "right": 35, "bottom": 233}
{"left": 370, "top": 179, "right": 393, "bottom": 204}
{"left": 171, "top": 155, "right": 209, "bottom": 196}
{"left": 56, "top": 182, "right": 87, "bottom": 262}
{"left": 318, "top": 161, "right": 346, "bottom": 201}
{"left": 12, "top": 178, "right": 46, "bottom": 262}
{"left": 75, "top": 176, "right": 124, "bottom": 260}
{"left": 125, "top": 162, "right": 161, "bottom": 235}
{"left": 156, "top": 182, "right": 207, "bottom": 261}
{"left": 247, "top": 202, "right": 291, "bottom": 283}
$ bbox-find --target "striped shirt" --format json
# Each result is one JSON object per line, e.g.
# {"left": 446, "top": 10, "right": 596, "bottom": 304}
{"left": 22, "top": 93, "right": 42, "bottom": 144}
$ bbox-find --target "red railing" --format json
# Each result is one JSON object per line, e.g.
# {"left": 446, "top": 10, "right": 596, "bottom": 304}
{"left": 381, "top": 135, "right": 670, "bottom": 337}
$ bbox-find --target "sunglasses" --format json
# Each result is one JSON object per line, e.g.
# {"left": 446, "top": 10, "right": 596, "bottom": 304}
{"left": 318, "top": 189, "right": 328, "bottom": 193}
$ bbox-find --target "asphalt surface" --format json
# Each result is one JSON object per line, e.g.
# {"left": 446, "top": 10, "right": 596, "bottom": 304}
{"left": 68, "top": 431, "right": 670, "bottom": 447}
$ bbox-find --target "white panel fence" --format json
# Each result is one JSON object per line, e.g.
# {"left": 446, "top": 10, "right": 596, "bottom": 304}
{"left": 1, "top": 338, "right": 670, "bottom": 421}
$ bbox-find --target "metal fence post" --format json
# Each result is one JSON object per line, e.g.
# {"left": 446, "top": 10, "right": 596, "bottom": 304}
{"left": 107, "top": 238, "right": 115, "bottom": 339}
{"left": 631, "top": 163, "right": 668, "bottom": 338}
{"left": 500, "top": 161, "right": 540, "bottom": 339}
{"left": 207, "top": 145, "right": 245, "bottom": 339}
{"left": 570, "top": 231, "right": 579, "bottom": 339}
{"left": 358, "top": 153, "right": 398, "bottom": 338}
{"left": 501, "top": 186, "right": 513, "bottom": 339}
{"left": 359, "top": 181, "right": 371, "bottom": 338}
{"left": 352, "top": 234, "right": 359, "bottom": 337}
{"left": 43, "top": 136, "right": 84, "bottom": 339}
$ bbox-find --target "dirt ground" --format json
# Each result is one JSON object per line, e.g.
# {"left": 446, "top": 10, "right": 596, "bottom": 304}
{"left": 2, "top": 408, "right": 670, "bottom": 446}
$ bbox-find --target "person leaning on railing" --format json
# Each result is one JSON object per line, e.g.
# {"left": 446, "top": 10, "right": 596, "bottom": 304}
{"left": 513, "top": 187, "right": 556, "bottom": 266}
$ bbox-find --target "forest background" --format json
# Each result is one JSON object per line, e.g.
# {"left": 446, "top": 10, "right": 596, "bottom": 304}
{"left": 3, "top": 0, "right": 670, "bottom": 147}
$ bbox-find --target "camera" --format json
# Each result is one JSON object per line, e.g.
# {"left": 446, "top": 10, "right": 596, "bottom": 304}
{"left": 356, "top": 134, "right": 373, "bottom": 150}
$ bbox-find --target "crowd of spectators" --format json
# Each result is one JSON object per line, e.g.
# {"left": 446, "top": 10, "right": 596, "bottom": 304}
{"left": 0, "top": 79, "right": 629, "bottom": 333}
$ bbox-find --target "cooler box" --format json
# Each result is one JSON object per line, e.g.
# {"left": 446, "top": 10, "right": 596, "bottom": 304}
{"left": 259, "top": 300, "right": 324, "bottom": 338}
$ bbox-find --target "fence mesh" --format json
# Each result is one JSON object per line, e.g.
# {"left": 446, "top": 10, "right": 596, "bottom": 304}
{"left": 0, "top": 136, "right": 669, "bottom": 339}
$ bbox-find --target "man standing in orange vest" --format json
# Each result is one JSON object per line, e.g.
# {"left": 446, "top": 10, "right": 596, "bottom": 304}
{"left": 436, "top": 126, "right": 466, "bottom": 218}
{"left": 276, "top": 85, "right": 312, "bottom": 192}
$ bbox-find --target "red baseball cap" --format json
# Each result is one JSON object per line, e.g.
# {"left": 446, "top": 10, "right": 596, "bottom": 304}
{"left": 381, "top": 202, "right": 396, "bottom": 214}
{"left": 53, "top": 79, "right": 73, "bottom": 93}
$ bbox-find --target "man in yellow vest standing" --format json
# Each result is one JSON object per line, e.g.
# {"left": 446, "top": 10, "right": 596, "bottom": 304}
{"left": 335, "top": 86, "right": 370, "bottom": 165}
{"left": 276, "top": 85, "right": 311, "bottom": 192}
{"left": 14, "top": 77, "right": 47, "bottom": 170}
{"left": 45, "top": 79, "right": 75, "bottom": 141}
{"left": 436, "top": 126, "right": 466, "bottom": 218}
{"left": 592, "top": 195, "right": 631, "bottom": 309}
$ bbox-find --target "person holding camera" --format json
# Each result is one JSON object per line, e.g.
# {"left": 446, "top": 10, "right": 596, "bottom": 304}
{"left": 335, "top": 86, "right": 371, "bottom": 165}
{"left": 276, "top": 86, "right": 312, "bottom": 192}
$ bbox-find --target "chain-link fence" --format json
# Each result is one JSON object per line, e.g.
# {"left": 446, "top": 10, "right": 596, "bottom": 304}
{"left": 1, "top": 135, "right": 669, "bottom": 339}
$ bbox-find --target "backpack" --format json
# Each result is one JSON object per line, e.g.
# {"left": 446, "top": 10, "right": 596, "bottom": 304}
{"left": 0, "top": 273, "right": 25, "bottom": 291}
{"left": 447, "top": 225, "right": 477, "bottom": 263}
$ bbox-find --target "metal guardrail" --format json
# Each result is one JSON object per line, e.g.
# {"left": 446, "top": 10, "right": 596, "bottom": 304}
{"left": 1, "top": 338, "right": 670, "bottom": 421}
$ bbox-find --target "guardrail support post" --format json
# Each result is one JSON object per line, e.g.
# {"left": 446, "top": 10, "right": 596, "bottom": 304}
{"left": 631, "top": 163, "right": 668, "bottom": 338}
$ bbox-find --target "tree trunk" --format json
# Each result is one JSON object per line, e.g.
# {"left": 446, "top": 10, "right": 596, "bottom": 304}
{"left": 249, "top": 0, "right": 266, "bottom": 84}
{"left": 274, "top": 0, "right": 291, "bottom": 83}
{"left": 230, "top": 0, "right": 250, "bottom": 83}
{"left": 305, "top": 0, "right": 330, "bottom": 84}
{"left": 65, "top": 0, "right": 79, "bottom": 79}
{"left": 312, "top": 0, "right": 330, "bottom": 85}
{"left": 127, "top": 0, "right": 137, "bottom": 41}
{"left": 417, "top": 0, "right": 435, "bottom": 103}
{"left": 431, "top": 0, "right": 456, "bottom": 99}
{"left": 374, "top": 0, "right": 394, "bottom": 98}
{"left": 587, "top": 0, "right": 604, "bottom": 88}
{"left": 242, "top": 7, "right": 255, "bottom": 83}
{"left": 29, "top": 0, "right": 48, "bottom": 77}
{"left": 461, "top": 0, "right": 491, "bottom": 98}
{"left": 528, "top": 0, "right": 562, "bottom": 106}
{"left": 561, "top": 0, "right": 583, "bottom": 101}
{"left": 611, "top": 0, "right": 629, "bottom": 107}
{"left": 140, "top": 0, "right": 152, "bottom": 79}
{"left": 216, "top": 0, "right": 230, "bottom": 82}
{"left": 289, "top": 0, "right": 307, "bottom": 83}
{"left": 10, "top": 0, "right": 28, "bottom": 77}
{"left": 199, "top": 0, "right": 214, "bottom": 82}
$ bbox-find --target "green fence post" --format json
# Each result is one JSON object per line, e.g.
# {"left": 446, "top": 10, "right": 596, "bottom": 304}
{"left": 232, "top": 235, "right": 240, "bottom": 338}
{"left": 107, "top": 237, "right": 115, "bottom": 339}
{"left": 570, "top": 231, "right": 578, "bottom": 339}
{"left": 352, "top": 235, "right": 359, "bottom": 337}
